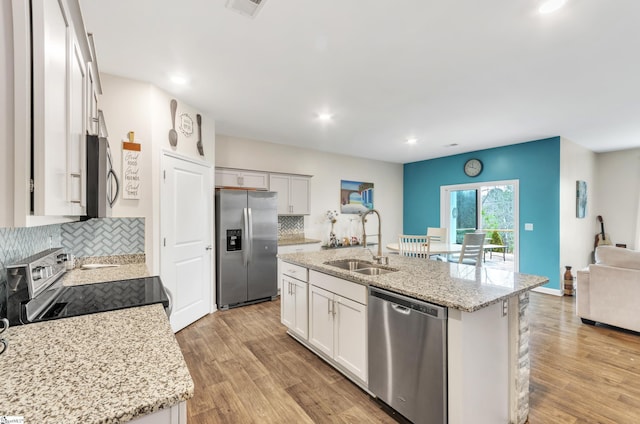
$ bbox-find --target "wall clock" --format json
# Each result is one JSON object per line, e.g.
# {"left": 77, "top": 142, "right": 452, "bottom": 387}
{"left": 464, "top": 158, "right": 483, "bottom": 177}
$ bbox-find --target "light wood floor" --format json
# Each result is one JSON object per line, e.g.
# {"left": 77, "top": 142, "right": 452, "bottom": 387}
{"left": 175, "top": 293, "right": 640, "bottom": 423}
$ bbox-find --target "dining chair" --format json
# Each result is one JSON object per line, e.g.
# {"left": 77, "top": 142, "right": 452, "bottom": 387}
{"left": 426, "top": 227, "right": 448, "bottom": 243}
{"left": 398, "top": 234, "right": 429, "bottom": 258}
{"left": 450, "top": 232, "right": 486, "bottom": 266}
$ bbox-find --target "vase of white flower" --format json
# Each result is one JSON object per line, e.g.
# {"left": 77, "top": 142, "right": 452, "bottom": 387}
{"left": 326, "top": 210, "right": 339, "bottom": 247}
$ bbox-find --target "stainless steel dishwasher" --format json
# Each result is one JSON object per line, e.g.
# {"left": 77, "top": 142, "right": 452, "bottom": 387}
{"left": 368, "top": 286, "right": 447, "bottom": 424}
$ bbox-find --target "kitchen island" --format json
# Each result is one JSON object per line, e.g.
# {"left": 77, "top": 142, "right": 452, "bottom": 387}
{"left": 278, "top": 249, "right": 548, "bottom": 424}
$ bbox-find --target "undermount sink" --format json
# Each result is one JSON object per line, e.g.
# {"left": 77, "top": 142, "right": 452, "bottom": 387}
{"left": 324, "top": 259, "right": 398, "bottom": 275}
{"left": 353, "top": 267, "right": 396, "bottom": 276}
{"left": 324, "top": 259, "right": 375, "bottom": 271}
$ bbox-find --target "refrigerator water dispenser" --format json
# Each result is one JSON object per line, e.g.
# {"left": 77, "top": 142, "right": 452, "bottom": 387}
{"left": 226, "top": 229, "right": 242, "bottom": 251}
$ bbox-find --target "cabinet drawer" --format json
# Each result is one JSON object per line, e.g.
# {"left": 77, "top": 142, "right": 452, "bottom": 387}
{"left": 309, "top": 270, "right": 367, "bottom": 305}
{"left": 282, "top": 262, "right": 308, "bottom": 282}
{"left": 278, "top": 243, "right": 321, "bottom": 254}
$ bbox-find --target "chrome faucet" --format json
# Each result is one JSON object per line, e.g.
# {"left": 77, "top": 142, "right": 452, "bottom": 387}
{"left": 361, "top": 209, "right": 388, "bottom": 265}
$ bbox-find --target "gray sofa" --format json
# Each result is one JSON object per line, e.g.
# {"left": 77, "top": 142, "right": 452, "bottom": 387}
{"left": 576, "top": 246, "right": 640, "bottom": 332}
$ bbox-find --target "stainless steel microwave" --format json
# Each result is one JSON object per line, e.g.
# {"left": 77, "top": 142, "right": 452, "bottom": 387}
{"left": 84, "top": 135, "right": 119, "bottom": 218}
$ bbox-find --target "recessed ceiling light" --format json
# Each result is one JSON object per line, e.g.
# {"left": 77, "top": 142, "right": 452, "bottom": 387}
{"left": 170, "top": 75, "right": 188, "bottom": 85}
{"left": 406, "top": 138, "right": 418, "bottom": 145}
{"left": 317, "top": 113, "right": 333, "bottom": 122}
{"left": 539, "top": 0, "right": 567, "bottom": 14}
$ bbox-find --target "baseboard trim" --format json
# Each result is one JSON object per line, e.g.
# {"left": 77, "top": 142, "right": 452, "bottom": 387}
{"left": 532, "top": 286, "right": 563, "bottom": 296}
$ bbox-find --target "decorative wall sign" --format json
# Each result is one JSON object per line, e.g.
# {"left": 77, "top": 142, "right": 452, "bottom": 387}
{"left": 122, "top": 142, "right": 141, "bottom": 199}
{"left": 576, "top": 180, "right": 587, "bottom": 218}
{"left": 179, "top": 113, "right": 193, "bottom": 137}
{"left": 340, "top": 180, "right": 374, "bottom": 214}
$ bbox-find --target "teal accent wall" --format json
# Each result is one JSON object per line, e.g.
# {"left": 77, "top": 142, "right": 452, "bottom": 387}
{"left": 403, "top": 137, "right": 560, "bottom": 289}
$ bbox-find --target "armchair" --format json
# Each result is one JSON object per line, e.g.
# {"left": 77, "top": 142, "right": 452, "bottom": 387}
{"left": 576, "top": 246, "right": 640, "bottom": 332}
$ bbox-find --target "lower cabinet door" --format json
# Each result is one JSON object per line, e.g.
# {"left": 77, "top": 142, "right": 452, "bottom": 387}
{"left": 309, "top": 285, "right": 334, "bottom": 357}
{"left": 292, "top": 279, "right": 308, "bottom": 339}
{"left": 281, "top": 276, "right": 296, "bottom": 329}
{"left": 334, "top": 296, "right": 367, "bottom": 382}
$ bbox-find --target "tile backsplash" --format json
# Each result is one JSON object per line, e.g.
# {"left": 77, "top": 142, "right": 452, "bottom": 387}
{"left": 0, "top": 217, "right": 145, "bottom": 319}
{"left": 278, "top": 215, "right": 304, "bottom": 239}
{"left": 60, "top": 218, "right": 145, "bottom": 257}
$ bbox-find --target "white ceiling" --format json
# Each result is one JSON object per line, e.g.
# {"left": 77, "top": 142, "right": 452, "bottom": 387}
{"left": 79, "top": 0, "right": 640, "bottom": 164}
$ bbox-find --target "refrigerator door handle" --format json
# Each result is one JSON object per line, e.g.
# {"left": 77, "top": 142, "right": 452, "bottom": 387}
{"left": 243, "top": 207, "right": 249, "bottom": 267}
{"left": 247, "top": 207, "right": 254, "bottom": 264}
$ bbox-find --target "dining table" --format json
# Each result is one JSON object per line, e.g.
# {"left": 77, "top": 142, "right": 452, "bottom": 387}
{"left": 386, "top": 241, "right": 506, "bottom": 260}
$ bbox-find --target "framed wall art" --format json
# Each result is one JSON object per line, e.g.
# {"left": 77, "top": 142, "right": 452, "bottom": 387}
{"left": 340, "top": 180, "right": 374, "bottom": 214}
{"left": 576, "top": 180, "right": 587, "bottom": 218}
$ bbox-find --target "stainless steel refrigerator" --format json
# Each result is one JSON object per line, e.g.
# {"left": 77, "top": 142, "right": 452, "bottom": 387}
{"left": 215, "top": 189, "right": 278, "bottom": 310}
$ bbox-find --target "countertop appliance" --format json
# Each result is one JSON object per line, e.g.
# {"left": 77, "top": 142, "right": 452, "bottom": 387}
{"left": 84, "top": 134, "right": 119, "bottom": 219}
{"left": 4, "top": 248, "right": 170, "bottom": 326}
{"left": 368, "top": 286, "right": 448, "bottom": 424}
{"left": 215, "top": 189, "right": 278, "bottom": 310}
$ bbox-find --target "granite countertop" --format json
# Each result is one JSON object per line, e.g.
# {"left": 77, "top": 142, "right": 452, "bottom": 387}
{"left": 278, "top": 237, "right": 322, "bottom": 246}
{"left": 278, "top": 249, "right": 549, "bottom": 312}
{"left": 61, "top": 263, "right": 149, "bottom": 286}
{"left": 0, "top": 304, "right": 194, "bottom": 423}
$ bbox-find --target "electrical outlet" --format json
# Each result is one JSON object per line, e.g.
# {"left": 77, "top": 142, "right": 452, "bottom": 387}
{"left": 524, "top": 223, "right": 533, "bottom": 231}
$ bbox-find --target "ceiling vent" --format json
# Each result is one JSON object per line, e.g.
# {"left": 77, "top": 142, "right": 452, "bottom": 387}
{"left": 226, "top": 0, "right": 267, "bottom": 18}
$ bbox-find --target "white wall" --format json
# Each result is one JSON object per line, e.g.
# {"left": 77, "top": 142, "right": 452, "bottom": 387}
{"left": 99, "top": 73, "right": 215, "bottom": 272}
{"left": 559, "top": 138, "right": 597, "bottom": 275}
{"left": 594, "top": 147, "right": 640, "bottom": 250}
{"left": 0, "top": 1, "right": 14, "bottom": 227}
{"left": 216, "top": 135, "right": 404, "bottom": 249}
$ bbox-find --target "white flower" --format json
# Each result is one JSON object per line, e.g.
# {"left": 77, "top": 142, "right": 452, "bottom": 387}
{"left": 326, "top": 210, "right": 339, "bottom": 223}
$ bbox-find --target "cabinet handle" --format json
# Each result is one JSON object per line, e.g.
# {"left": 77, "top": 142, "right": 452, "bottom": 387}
{"left": 327, "top": 298, "right": 332, "bottom": 315}
{"left": 332, "top": 299, "right": 337, "bottom": 317}
{"left": 69, "top": 173, "right": 82, "bottom": 204}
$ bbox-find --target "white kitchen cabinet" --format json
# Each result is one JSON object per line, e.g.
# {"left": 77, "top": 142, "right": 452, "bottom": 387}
{"left": 308, "top": 271, "right": 367, "bottom": 383}
{"left": 215, "top": 168, "right": 269, "bottom": 190}
{"left": 269, "top": 174, "right": 310, "bottom": 215}
{"left": 282, "top": 275, "right": 309, "bottom": 339}
{"left": 280, "top": 262, "right": 309, "bottom": 340}
{"left": 86, "top": 36, "right": 101, "bottom": 136}
{"left": 31, "top": 0, "right": 90, "bottom": 217}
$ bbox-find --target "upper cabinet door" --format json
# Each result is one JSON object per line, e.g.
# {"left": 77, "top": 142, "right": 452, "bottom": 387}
{"left": 31, "top": 0, "right": 90, "bottom": 217}
{"left": 32, "top": 0, "right": 72, "bottom": 216}
{"left": 269, "top": 174, "right": 311, "bottom": 215}
{"left": 269, "top": 174, "right": 290, "bottom": 215}
{"left": 289, "top": 176, "right": 310, "bottom": 215}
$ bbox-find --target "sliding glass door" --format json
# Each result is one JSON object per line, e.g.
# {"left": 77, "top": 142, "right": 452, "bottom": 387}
{"left": 449, "top": 189, "right": 478, "bottom": 244}
{"left": 442, "top": 180, "right": 519, "bottom": 271}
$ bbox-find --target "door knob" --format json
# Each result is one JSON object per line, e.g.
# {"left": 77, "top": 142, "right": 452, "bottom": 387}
{"left": 205, "top": 245, "right": 213, "bottom": 251}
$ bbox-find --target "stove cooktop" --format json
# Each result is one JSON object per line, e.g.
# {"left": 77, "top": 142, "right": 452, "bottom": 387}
{"left": 34, "top": 276, "right": 170, "bottom": 322}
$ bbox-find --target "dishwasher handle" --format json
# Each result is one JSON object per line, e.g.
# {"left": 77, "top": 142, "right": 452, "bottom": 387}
{"left": 369, "top": 287, "right": 447, "bottom": 319}
{"left": 391, "top": 304, "right": 411, "bottom": 315}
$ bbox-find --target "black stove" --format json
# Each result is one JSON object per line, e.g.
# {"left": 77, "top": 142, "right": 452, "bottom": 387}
{"left": 37, "top": 276, "right": 170, "bottom": 322}
{"left": 4, "top": 248, "right": 170, "bottom": 326}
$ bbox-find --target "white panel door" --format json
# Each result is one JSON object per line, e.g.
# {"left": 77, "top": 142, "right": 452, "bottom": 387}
{"left": 334, "top": 296, "right": 367, "bottom": 382}
{"left": 161, "top": 153, "right": 213, "bottom": 332}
